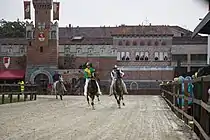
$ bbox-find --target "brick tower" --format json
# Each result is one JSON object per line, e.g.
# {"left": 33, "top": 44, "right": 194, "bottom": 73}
{"left": 25, "top": 0, "right": 59, "bottom": 84}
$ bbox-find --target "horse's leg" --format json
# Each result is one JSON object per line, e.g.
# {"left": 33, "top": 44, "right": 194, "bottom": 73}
{"left": 118, "top": 94, "right": 121, "bottom": 109}
{"left": 121, "top": 93, "right": 125, "bottom": 106}
{"left": 97, "top": 94, "right": 100, "bottom": 102}
{"left": 60, "top": 90, "right": 63, "bottom": 100}
{"left": 87, "top": 94, "right": 90, "bottom": 106}
{"left": 91, "top": 94, "right": 95, "bottom": 110}
{"left": 114, "top": 93, "right": 120, "bottom": 108}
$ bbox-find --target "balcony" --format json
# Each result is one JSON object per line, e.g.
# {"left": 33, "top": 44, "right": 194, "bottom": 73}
{"left": 171, "top": 60, "right": 207, "bottom": 66}
{"left": 117, "top": 60, "right": 171, "bottom": 66}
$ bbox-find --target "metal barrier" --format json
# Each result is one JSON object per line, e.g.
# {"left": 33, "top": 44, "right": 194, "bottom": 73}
{"left": 160, "top": 75, "right": 210, "bottom": 140}
{"left": 0, "top": 84, "right": 38, "bottom": 104}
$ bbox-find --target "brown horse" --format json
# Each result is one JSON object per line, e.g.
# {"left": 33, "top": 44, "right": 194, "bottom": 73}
{"left": 87, "top": 72, "right": 100, "bottom": 110}
{"left": 113, "top": 70, "right": 125, "bottom": 109}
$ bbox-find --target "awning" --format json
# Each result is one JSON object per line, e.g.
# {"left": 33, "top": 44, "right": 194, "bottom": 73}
{"left": 192, "top": 12, "right": 210, "bottom": 38}
{"left": 0, "top": 70, "right": 25, "bottom": 80}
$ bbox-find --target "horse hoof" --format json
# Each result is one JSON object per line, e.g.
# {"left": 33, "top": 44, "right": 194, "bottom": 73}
{"left": 122, "top": 103, "right": 125, "bottom": 106}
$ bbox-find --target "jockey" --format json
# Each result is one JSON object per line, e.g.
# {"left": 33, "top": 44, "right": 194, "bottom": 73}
{"left": 109, "top": 65, "right": 128, "bottom": 96}
{"left": 53, "top": 71, "right": 67, "bottom": 92}
{"left": 84, "top": 62, "right": 102, "bottom": 96}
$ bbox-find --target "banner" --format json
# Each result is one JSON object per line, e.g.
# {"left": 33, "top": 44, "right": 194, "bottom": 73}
{"left": 24, "top": 1, "right": 31, "bottom": 19}
{"left": 53, "top": 2, "right": 60, "bottom": 20}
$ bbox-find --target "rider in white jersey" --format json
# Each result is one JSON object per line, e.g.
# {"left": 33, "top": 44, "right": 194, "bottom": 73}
{"left": 109, "top": 65, "right": 128, "bottom": 96}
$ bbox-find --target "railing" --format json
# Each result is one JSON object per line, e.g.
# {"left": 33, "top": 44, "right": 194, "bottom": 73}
{"left": 0, "top": 84, "right": 38, "bottom": 104}
{"left": 160, "top": 75, "right": 210, "bottom": 140}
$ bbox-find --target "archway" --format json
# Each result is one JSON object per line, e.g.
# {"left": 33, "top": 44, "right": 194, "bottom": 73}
{"left": 29, "top": 69, "right": 53, "bottom": 84}
{"left": 34, "top": 73, "right": 49, "bottom": 92}
{"left": 130, "top": 82, "right": 138, "bottom": 90}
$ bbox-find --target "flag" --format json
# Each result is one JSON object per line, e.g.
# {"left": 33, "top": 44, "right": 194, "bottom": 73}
{"left": 24, "top": 1, "right": 31, "bottom": 19}
{"left": 3, "top": 57, "right": 10, "bottom": 69}
{"left": 53, "top": 2, "right": 60, "bottom": 20}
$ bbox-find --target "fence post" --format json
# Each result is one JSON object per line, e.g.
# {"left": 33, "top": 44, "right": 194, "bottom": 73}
{"left": 208, "top": 88, "right": 210, "bottom": 105}
{"left": 173, "top": 83, "right": 176, "bottom": 105}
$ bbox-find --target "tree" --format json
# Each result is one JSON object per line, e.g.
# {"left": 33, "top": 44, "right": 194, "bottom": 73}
{"left": 0, "top": 19, "right": 26, "bottom": 38}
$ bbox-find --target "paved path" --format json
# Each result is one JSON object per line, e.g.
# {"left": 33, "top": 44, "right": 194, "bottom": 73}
{"left": 0, "top": 95, "right": 198, "bottom": 140}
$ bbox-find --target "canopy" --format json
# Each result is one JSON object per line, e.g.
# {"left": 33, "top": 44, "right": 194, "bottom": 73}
{"left": 0, "top": 70, "right": 25, "bottom": 80}
{"left": 192, "top": 12, "right": 210, "bottom": 38}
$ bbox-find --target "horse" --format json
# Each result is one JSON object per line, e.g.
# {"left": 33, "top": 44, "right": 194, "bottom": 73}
{"left": 87, "top": 72, "right": 99, "bottom": 110}
{"left": 53, "top": 78, "right": 65, "bottom": 100}
{"left": 113, "top": 70, "right": 125, "bottom": 109}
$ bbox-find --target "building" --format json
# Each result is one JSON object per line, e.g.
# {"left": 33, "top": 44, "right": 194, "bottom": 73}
{"left": 0, "top": 0, "right": 208, "bottom": 89}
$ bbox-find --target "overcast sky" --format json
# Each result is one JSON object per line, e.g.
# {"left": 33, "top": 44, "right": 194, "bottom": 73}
{"left": 0, "top": 0, "right": 208, "bottom": 31}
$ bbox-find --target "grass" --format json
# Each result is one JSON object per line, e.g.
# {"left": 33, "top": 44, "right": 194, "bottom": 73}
{"left": 0, "top": 95, "right": 30, "bottom": 105}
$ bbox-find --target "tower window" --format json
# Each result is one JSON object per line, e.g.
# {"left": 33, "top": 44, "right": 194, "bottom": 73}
{"left": 40, "top": 46, "right": 43, "bottom": 53}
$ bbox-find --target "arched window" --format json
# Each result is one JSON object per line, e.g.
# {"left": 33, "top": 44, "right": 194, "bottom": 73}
{"left": 125, "top": 40, "right": 130, "bottom": 46}
{"left": 40, "top": 46, "right": 43, "bottom": 53}
{"left": 118, "top": 41, "right": 122, "bottom": 46}
{"left": 140, "top": 41, "right": 145, "bottom": 46}
{"left": 133, "top": 41, "right": 137, "bottom": 46}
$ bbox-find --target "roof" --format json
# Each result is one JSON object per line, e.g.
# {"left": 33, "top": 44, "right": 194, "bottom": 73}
{"left": 192, "top": 12, "right": 210, "bottom": 37}
{"left": 172, "top": 36, "right": 207, "bottom": 45}
{"left": 0, "top": 70, "right": 25, "bottom": 80}
{"left": 59, "top": 25, "right": 194, "bottom": 39}
{"left": 0, "top": 25, "right": 203, "bottom": 45}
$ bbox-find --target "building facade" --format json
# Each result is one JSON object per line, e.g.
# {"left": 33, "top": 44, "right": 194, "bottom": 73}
{"left": 0, "top": 0, "right": 208, "bottom": 89}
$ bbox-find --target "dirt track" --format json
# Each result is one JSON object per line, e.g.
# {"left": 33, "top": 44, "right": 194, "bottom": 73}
{"left": 0, "top": 95, "right": 198, "bottom": 140}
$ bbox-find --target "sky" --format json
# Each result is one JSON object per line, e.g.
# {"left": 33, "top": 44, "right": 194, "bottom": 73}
{"left": 0, "top": 0, "right": 209, "bottom": 31}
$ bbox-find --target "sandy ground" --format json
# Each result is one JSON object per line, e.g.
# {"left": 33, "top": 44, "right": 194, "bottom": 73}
{"left": 0, "top": 95, "right": 198, "bottom": 140}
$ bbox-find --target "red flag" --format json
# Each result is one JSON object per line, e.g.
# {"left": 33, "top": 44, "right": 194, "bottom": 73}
{"left": 24, "top": 1, "right": 31, "bottom": 19}
{"left": 53, "top": 2, "right": 60, "bottom": 20}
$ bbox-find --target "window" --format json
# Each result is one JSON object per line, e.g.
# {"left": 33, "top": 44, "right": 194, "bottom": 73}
{"left": 154, "top": 41, "right": 159, "bottom": 46}
{"left": 135, "top": 52, "right": 140, "bottom": 61}
{"left": 147, "top": 40, "right": 152, "bottom": 46}
{"left": 161, "top": 41, "right": 166, "bottom": 45}
{"left": 117, "top": 52, "right": 121, "bottom": 60}
{"left": 101, "top": 49, "right": 104, "bottom": 53}
{"left": 20, "top": 48, "right": 24, "bottom": 54}
{"left": 112, "top": 49, "right": 116, "bottom": 54}
{"left": 51, "top": 31, "right": 56, "bottom": 39}
{"left": 126, "top": 40, "right": 130, "bottom": 46}
{"left": 118, "top": 41, "right": 122, "bottom": 46}
{"left": 88, "top": 48, "right": 93, "bottom": 53}
{"left": 126, "top": 52, "right": 130, "bottom": 60}
{"left": 191, "top": 54, "right": 207, "bottom": 61}
{"left": 26, "top": 31, "right": 31, "bottom": 38}
{"left": 121, "top": 52, "right": 125, "bottom": 60}
{"left": 71, "top": 36, "right": 84, "bottom": 41}
{"left": 64, "top": 48, "right": 70, "bottom": 54}
{"left": 159, "top": 52, "right": 164, "bottom": 61}
{"left": 40, "top": 46, "right": 43, "bottom": 53}
{"left": 8, "top": 47, "right": 12, "bottom": 53}
{"left": 154, "top": 52, "right": 159, "bottom": 60}
{"left": 164, "top": 52, "right": 168, "bottom": 61}
{"left": 145, "top": 52, "right": 149, "bottom": 61}
{"left": 76, "top": 49, "right": 81, "bottom": 54}
{"left": 133, "top": 41, "right": 137, "bottom": 46}
{"left": 172, "top": 54, "right": 187, "bottom": 61}
{"left": 140, "top": 52, "right": 144, "bottom": 60}
{"left": 140, "top": 41, "right": 145, "bottom": 46}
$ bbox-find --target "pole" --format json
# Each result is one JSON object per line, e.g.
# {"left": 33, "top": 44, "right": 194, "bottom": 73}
{"left": 208, "top": 36, "right": 210, "bottom": 64}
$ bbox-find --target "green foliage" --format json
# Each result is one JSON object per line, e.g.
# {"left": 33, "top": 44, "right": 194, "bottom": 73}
{"left": 0, "top": 19, "right": 26, "bottom": 38}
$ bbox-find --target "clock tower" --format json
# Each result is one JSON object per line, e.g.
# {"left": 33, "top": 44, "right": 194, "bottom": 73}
{"left": 25, "top": 0, "right": 59, "bottom": 84}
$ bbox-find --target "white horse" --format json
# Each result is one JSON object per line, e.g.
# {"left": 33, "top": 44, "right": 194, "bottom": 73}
{"left": 52, "top": 76, "right": 66, "bottom": 100}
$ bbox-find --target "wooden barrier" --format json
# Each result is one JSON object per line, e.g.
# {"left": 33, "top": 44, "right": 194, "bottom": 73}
{"left": 161, "top": 75, "right": 210, "bottom": 140}
{"left": 0, "top": 84, "right": 38, "bottom": 104}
